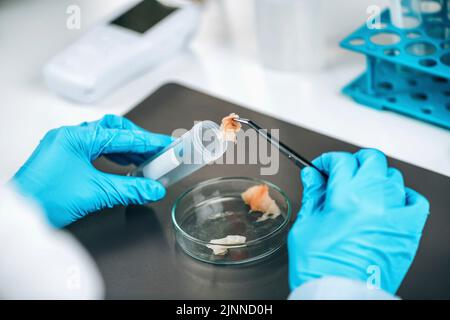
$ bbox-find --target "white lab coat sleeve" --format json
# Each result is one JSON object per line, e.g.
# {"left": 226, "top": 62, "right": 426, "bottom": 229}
{"left": 288, "top": 276, "right": 398, "bottom": 300}
{"left": 0, "top": 186, "right": 104, "bottom": 299}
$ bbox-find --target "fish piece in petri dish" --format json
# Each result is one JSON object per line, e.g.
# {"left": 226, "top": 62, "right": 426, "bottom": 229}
{"left": 206, "top": 235, "right": 247, "bottom": 255}
{"left": 241, "top": 184, "right": 281, "bottom": 222}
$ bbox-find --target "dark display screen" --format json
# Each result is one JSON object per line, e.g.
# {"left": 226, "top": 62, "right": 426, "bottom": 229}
{"left": 111, "top": 0, "right": 177, "bottom": 34}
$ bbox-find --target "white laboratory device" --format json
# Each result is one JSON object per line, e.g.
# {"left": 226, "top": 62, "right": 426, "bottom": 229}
{"left": 43, "top": 0, "right": 202, "bottom": 103}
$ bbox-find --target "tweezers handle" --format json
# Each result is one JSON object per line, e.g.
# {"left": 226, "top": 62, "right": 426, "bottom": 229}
{"left": 246, "top": 120, "right": 327, "bottom": 178}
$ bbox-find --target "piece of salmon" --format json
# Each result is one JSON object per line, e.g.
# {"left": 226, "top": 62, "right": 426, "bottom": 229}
{"left": 220, "top": 113, "right": 242, "bottom": 143}
{"left": 241, "top": 184, "right": 281, "bottom": 222}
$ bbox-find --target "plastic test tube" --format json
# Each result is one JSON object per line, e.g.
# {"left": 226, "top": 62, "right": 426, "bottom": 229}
{"left": 131, "top": 120, "right": 227, "bottom": 187}
{"left": 389, "top": 0, "right": 422, "bottom": 29}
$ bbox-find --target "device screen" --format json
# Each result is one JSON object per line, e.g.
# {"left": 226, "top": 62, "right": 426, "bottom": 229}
{"left": 111, "top": 0, "right": 178, "bottom": 34}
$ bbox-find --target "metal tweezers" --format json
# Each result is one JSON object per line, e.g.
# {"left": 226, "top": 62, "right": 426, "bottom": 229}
{"left": 234, "top": 117, "right": 327, "bottom": 177}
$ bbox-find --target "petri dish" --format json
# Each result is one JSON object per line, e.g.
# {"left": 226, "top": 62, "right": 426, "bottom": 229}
{"left": 172, "top": 177, "right": 292, "bottom": 265}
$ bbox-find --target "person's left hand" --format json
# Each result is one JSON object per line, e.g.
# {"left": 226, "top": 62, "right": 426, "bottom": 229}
{"left": 12, "top": 115, "right": 173, "bottom": 228}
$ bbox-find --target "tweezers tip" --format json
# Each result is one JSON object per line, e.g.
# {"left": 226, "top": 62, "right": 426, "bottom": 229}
{"left": 234, "top": 117, "right": 250, "bottom": 124}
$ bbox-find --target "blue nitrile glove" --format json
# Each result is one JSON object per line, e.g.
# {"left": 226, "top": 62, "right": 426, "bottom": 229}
{"left": 12, "top": 115, "right": 172, "bottom": 228}
{"left": 288, "top": 149, "right": 430, "bottom": 294}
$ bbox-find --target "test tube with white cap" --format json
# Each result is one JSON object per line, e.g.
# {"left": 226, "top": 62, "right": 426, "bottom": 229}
{"left": 131, "top": 120, "right": 227, "bottom": 187}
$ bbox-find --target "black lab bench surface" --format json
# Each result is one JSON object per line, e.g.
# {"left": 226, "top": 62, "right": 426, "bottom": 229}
{"left": 67, "top": 83, "right": 450, "bottom": 299}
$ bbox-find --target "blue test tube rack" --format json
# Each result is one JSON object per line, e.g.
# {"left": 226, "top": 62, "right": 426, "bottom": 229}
{"left": 340, "top": 3, "right": 450, "bottom": 129}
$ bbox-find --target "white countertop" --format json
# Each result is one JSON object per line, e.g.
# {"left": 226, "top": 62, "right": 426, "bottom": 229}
{"left": 1, "top": 0, "right": 449, "bottom": 183}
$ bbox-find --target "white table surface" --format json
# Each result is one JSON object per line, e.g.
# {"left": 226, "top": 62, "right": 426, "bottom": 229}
{"left": 1, "top": 0, "right": 449, "bottom": 183}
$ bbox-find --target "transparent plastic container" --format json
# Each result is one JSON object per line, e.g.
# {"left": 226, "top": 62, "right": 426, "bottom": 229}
{"left": 172, "top": 177, "right": 292, "bottom": 265}
{"left": 389, "top": 0, "right": 423, "bottom": 29}
{"left": 131, "top": 121, "right": 227, "bottom": 187}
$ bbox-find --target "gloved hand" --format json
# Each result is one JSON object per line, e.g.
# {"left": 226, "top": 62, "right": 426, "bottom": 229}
{"left": 288, "top": 149, "right": 430, "bottom": 294}
{"left": 12, "top": 115, "right": 173, "bottom": 228}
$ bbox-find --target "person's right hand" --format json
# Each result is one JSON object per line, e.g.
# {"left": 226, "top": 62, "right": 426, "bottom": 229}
{"left": 288, "top": 149, "right": 430, "bottom": 294}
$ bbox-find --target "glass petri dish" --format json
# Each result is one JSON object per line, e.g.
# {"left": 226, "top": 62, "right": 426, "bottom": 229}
{"left": 172, "top": 177, "right": 292, "bottom": 265}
